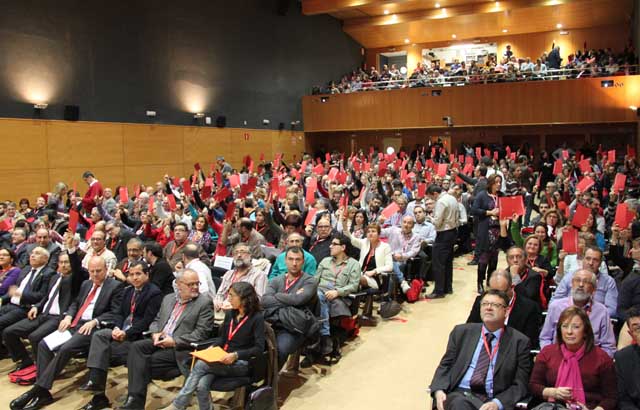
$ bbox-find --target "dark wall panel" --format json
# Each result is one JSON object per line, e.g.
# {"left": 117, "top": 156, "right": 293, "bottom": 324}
{"left": 0, "top": 0, "right": 362, "bottom": 128}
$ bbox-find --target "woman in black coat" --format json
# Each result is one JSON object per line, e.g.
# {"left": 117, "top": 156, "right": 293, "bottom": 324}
{"left": 471, "top": 174, "right": 502, "bottom": 293}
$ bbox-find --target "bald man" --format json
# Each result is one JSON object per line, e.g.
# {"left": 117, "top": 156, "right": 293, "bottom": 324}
{"left": 11, "top": 256, "right": 123, "bottom": 409}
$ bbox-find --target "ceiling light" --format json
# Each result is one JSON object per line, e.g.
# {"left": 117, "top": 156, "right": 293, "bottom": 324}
{"left": 630, "top": 106, "right": 638, "bottom": 111}
{"left": 452, "top": 34, "right": 457, "bottom": 39}
{"left": 435, "top": 2, "right": 440, "bottom": 7}
{"left": 404, "top": 38, "right": 410, "bottom": 44}
{"left": 556, "top": 23, "right": 562, "bottom": 28}
{"left": 384, "top": 9, "right": 389, "bottom": 15}
{"left": 559, "top": 30, "right": 569, "bottom": 35}
{"left": 502, "top": 29, "right": 508, "bottom": 33}
{"left": 33, "top": 103, "right": 48, "bottom": 110}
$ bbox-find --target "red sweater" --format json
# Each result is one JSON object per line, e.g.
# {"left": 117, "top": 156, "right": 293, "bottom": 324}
{"left": 82, "top": 181, "right": 104, "bottom": 213}
{"left": 529, "top": 344, "right": 617, "bottom": 410}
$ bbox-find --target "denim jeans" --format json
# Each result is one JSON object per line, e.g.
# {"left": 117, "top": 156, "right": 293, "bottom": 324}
{"left": 391, "top": 261, "right": 406, "bottom": 292}
{"left": 317, "top": 290, "right": 330, "bottom": 337}
{"left": 172, "top": 358, "right": 249, "bottom": 410}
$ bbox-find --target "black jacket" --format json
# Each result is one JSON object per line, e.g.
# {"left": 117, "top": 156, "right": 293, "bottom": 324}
{"left": 35, "top": 261, "right": 88, "bottom": 315}
{"left": 113, "top": 282, "right": 162, "bottom": 341}
{"left": 0, "top": 265, "right": 56, "bottom": 307}
{"left": 150, "top": 258, "right": 174, "bottom": 295}
{"left": 615, "top": 344, "right": 640, "bottom": 410}
{"left": 65, "top": 277, "right": 123, "bottom": 326}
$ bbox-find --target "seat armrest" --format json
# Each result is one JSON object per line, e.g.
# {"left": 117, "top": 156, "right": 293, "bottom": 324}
{"left": 190, "top": 338, "right": 219, "bottom": 350}
{"left": 516, "top": 396, "right": 533, "bottom": 410}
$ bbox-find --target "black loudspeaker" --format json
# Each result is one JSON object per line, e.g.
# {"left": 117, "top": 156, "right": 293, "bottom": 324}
{"left": 64, "top": 105, "right": 79, "bottom": 121}
{"left": 216, "top": 116, "right": 226, "bottom": 128}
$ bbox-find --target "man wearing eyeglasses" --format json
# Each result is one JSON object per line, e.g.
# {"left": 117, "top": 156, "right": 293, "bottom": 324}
{"left": 117, "top": 269, "right": 214, "bottom": 410}
{"left": 430, "top": 289, "right": 532, "bottom": 410}
{"left": 304, "top": 216, "right": 335, "bottom": 264}
{"left": 304, "top": 236, "right": 360, "bottom": 365}
{"left": 81, "top": 231, "right": 117, "bottom": 273}
{"left": 539, "top": 269, "right": 616, "bottom": 357}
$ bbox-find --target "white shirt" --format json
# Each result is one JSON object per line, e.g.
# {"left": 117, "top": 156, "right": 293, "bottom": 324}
{"left": 81, "top": 284, "right": 103, "bottom": 321}
{"left": 44, "top": 276, "right": 63, "bottom": 315}
{"left": 11, "top": 266, "right": 44, "bottom": 305}
{"left": 82, "top": 247, "right": 117, "bottom": 272}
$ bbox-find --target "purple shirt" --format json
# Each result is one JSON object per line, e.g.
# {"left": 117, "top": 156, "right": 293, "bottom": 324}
{"left": 539, "top": 296, "right": 616, "bottom": 357}
{"left": 0, "top": 267, "right": 20, "bottom": 296}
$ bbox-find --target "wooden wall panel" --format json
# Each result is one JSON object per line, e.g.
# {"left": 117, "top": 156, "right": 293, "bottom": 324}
{"left": 0, "top": 169, "right": 50, "bottom": 203}
{"left": 303, "top": 76, "right": 640, "bottom": 131}
{"left": 0, "top": 119, "right": 305, "bottom": 203}
{"left": 123, "top": 125, "right": 184, "bottom": 165}
{"left": 47, "top": 122, "right": 124, "bottom": 168}
{"left": 0, "top": 119, "right": 47, "bottom": 171}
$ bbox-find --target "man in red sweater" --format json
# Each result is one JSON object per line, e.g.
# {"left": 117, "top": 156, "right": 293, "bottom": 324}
{"left": 81, "top": 171, "right": 103, "bottom": 214}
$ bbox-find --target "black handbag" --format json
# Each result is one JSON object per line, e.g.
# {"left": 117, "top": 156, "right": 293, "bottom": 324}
{"left": 245, "top": 386, "right": 277, "bottom": 410}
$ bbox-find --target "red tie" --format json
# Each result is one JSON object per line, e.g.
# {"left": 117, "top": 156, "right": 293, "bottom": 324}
{"left": 71, "top": 285, "right": 98, "bottom": 328}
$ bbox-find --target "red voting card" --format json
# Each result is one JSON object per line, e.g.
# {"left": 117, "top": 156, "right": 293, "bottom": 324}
{"left": 225, "top": 202, "right": 236, "bottom": 220}
{"left": 578, "top": 159, "right": 591, "bottom": 174}
{"left": 381, "top": 202, "right": 400, "bottom": 219}
{"left": 313, "top": 164, "right": 324, "bottom": 175}
{"left": 215, "top": 172, "right": 222, "bottom": 186}
{"left": 201, "top": 186, "right": 212, "bottom": 200}
{"left": 426, "top": 159, "right": 435, "bottom": 170}
{"left": 509, "top": 152, "right": 516, "bottom": 161}
{"left": 553, "top": 159, "right": 563, "bottom": 175}
{"left": 575, "top": 176, "right": 595, "bottom": 193}
{"left": 493, "top": 151, "right": 498, "bottom": 161}
{"left": 417, "top": 183, "right": 427, "bottom": 198}
{"left": 182, "top": 180, "right": 193, "bottom": 197}
{"left": 575, "top": 151, "right": 582, "bottom": 162}
{"left": 228, "top": 174, "right": 240, "bottom": 188}
{"left": 205, "top": 177, "right": 214, "bottom": 188}
{"left": 572, "top": 204, "right": 591, "bottom": 228}
{"left": 363, "top": 162, "right": 371, "bottom": 172}
{"left": 305, "top": 208, "right": 318, "bottom": 226}
{"left": 305, "top": 185, "right": 315, "bottom": 203}
{"left": 449, "top": 154, "right": 455, "bottom": 163}
{"left": 615, "top": 203, "right": 635, "bottom": 229}
{"left": 167, "top": 194, "right": 177, "bottom": 211}
{"left": 627, "top": 145, "right": 636, "bottom": 158}
{"left": 0, "top": 219, "right": 11, "bottom": 232}
{"left": 337, "top": 171, "right": 347, "bottom": 185}
{"left": 119, "top": 187, "right": 129, "bottom": 204}
{"left": 328, "top": 167, "right": 339, "bottom": 181}
{"left": 506, "top": 146, "right": 511, "bottom": 157}
{"left": 213, "top": 187, "right": 232, "bottom": 202}
{"left": 378, "top": 161, "right": 387, "bottom": 177}
{"left": 437, "top": 163, "right": 448, "bottom": 177}
{"left": 475, "top": 147, "right": 481, "bottom": 159}
{"left": 353, "top": 160, "right": 361, "bottom": 173}
{"left": 415, "top": 160, "right": 423, "bottom": 171}
{"left": 608, "top": 150, "right": 616, "bottom": 164}
{"left": 194, "top": 162, "right": 201, "bottom": 172}
{"left": 612, "top": 173, "right": 626, "bottom": 192}
{"left": 563, "top": 228, "right": 579, "bottom": 254}
{"left": 278, "top": 185, "right": 287, "bottom": 199}
{"left": 325, "top": 152, "right": 331, "bottom": 162}
{"left": 498, "top": 196, "right": 525, "bottom": 220}
{"left": 458, "top": 155, "right": 464, "bottom": 164}
{"left": 290, "top": 168, "right": 299, "bottom": 180}
{"left": 484, "top": 148, "right": 490, "bottom": 157}
{"left": 248, "top": 160, "right": 254, "bottom": 173}
{"left": 239, "top": 185, "right": 252, "bottom": 199}
{"left": 562, "top": 150, "right": 569, "bottom": 160}
{"left": 68, "top": 209, "right": 80, "bottom": 234}
{"left": 463, "top": 163, "right": 474, "bottom": 175}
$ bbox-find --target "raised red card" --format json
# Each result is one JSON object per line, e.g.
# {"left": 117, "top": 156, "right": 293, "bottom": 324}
{"left": 571, "top": 204, "right": 591, "bottom": 228}
{"left": 458, "top": 155, "right": 464, "bottom": 164}
{"left": 378, "top": 161, "right": 387, "bottom": 177}
{"left": 194, "top": 162, "right": 201, "bottom": 172}
{"left": 415, "top": 160, "right": 423, "bottom": 171}
{"left": 305, "top": 208, "right": 318, "bottom": 226}
{"left": 248, "top": 160, "right": 254, "bottom": 174}
{"left": 417, "top": 183, "right": 426, "bottom": 198}
{"left": 493, "top": 151, "right": 498, "bottom": 161}
{"left": 225, "top": 202, "right": 236, "bottom": 220}
{"left": 498, "top": 195, "right": 525, "bottom": 220}
{"left": 615, "top": 203, "right": 634, "bottom": 229}
{"left": 305, "top": 185, "right": 315, "bottom": 203}
{"left": 381, "top": 202, "right": 400, "bottom": 219}
{"left": 562, "top": 150, "right": 569, "bottom": 160}
{"left": 476, "top": 147, "right": 482, "bottom": 159}
{"left": 228, "top": 174, "right": 240, "bottom": 188}
{"left": 575, "top": 176, "right": 595, "bottom": 193}
{"left": 213, "top": 187, "right": 232, "bottom": 202}
{"left": 278, "top": 185, "right": 287, "bottom": 198}
{"left": 437, "top": 163, "right": 448, "bottom": 177}
{"left": 562, "top": 228, "right": 579, "bottom": 254}
{"left": 68, "top": 209, "right": 80, "bottom": 234}
{"left": 509, "top": 152, "right": 516, "bottom": 161}
{"left": 608, "top": 150, "right": 616, "bottom": 164}
{"left": 215, "top": 172, "right": 222, "bottom": 186}
{"left": 239, "top": 185, "right": 252, "bottom": 199}
{"left": 325, "top": 152, "right": 331, "bottom": 162}
{"left": 578, "top": 159, "right": 591, "bottom": 174}
{"left": 181, "top": 180, "right": 193, "bottom": 197}
{"left": 119, "top": 187, "right": 129, "bottom": 204}
{"left": 0, "top": 219, "right": 11, "bottom": 232}
{"left": 205, "top": 177, "right": 213, "bottom": 188}
{"left": 328, "top": 167, "right": 339, "bottom": 181}
{"left": 612, "top": 173, "right": 626, "bottom": 192}
{"left": 553, "top": 159, "right": 563, "bottom": 175}
{"left": 337, "top": 171, "right": 347, "bottom": 185}
{"left": 426, "top": 159, "right": 435, "bottom": 170}
{"left": 167, "top": 194, "right": 177, "bottom": 211}
{"left": 627, "top": 145, "right": 636, "bottom": 158}
{"left": 313, "top": 164, "right": 324, "bottom": 175}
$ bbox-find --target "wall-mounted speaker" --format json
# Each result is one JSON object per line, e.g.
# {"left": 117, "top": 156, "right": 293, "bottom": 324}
{"left": 216, "top": 116, "right": 226, "bottom": 128}
{"left": 64, "top": 105, "right": 79, "bottom": 121}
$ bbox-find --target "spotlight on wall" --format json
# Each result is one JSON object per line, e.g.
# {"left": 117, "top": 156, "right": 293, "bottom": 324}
{"left": 601, "top": 80, "right": 614, "bottom": 88}
{"left": 386, "top": 147, "right": 395, "bottom": 155}
{"left": 33, "top": 103, "right": 48, "bottom": 110}
{"left": 193, "top": 113, "right": 205, "bottom": 119}
{"left": 630, "top": 105, "right": 638, "bottom": 111}
{"left": 146, "top": 110, "right": 157, "bottom": 117}
{"left": 262, "top": 119, "right": 270, "bottom": 126}
{"left": 320, "top": 96, "right": 329, "bottom": 103}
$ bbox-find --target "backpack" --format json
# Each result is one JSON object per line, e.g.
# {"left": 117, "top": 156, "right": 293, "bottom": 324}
{"left": 378, "top": 300, "right": 402, "bottom": 319}
{"left": 406, "top": 279, "right": 424, "bottom": 303}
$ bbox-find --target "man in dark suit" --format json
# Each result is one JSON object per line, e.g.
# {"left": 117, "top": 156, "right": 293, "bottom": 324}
{"left": 615, "top": 307, "right": 640, "bottom": 410}
{"left": 466, "top": 270, "right": 542, "bottom": 348}
{"left": 11, "top": 227, "right": 30, "bottom": 268}
{"left": 10, "top": 255, "right": 123, "bottom": 410}
{"left": 143, "top": 241, "right": 174, "bottom": 295}
{"left": 3, "top": 242, "right": 87, "bottom": 373}
{"left": 0, "top": 247, "right": 55, "bottom": 352}
{"left": 110, "top": 237, "right": 143, "bottom": 283}
{"left": 105, "top": 221, "right": 135, "bottom": 263}
{"left": 25, "top": 229, "right": 61, "bottom": 272}
{"left": 117, "top": 268, "right": 214, "bottom": 410}
{"left": 430, "top": 289, "right": 532, "bottom": 410}
{"left": 78, "top": 260, "right": 162, "bottom": 410}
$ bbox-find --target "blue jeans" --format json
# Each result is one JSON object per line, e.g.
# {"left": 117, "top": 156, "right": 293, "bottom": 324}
{"left": 172, "top": 358, "right": 249, "bottom": 410}
{"left": 391, "top": 261, "right": 406, "bottom": 292}
{"left": 317, "top": 291, "right": 331, "bottom": 337}
{"left": 276, "top": 331, "right": 305, "bottom": 369}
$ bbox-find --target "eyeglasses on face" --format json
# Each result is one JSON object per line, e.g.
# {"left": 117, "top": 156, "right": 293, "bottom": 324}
{"left": 480, "top": 302, "right": 506, "bottom": 309}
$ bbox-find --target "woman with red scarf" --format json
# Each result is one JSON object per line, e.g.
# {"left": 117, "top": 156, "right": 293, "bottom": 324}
{"left": 529, "top": 306, "right": 617, "bottom": 410}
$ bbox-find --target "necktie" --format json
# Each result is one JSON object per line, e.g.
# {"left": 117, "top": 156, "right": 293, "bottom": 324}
{"left": 24, "top": 269, "right": 37, "bottom": 292}
{"left": 470, "top": 332, "right": 496, "bottom": 396}
{"left": 71, "top": 285, "right": 98, "bottom": 328}
{"left": 42, "top": 277, "right": 62, "bottom": 315}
